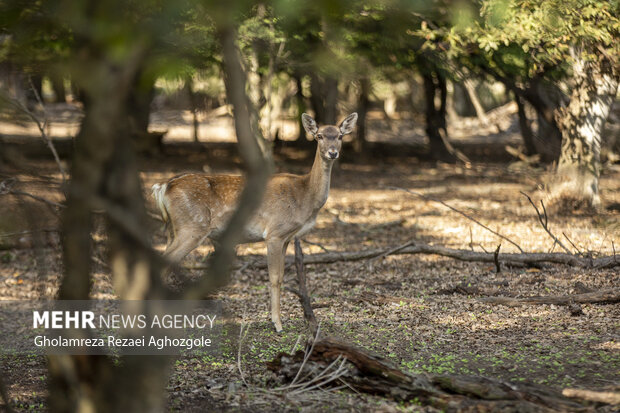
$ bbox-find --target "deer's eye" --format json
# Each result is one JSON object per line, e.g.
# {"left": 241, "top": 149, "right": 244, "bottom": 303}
{"left": 316, "top": 133, "right": 323, "bottom": 140}
{"left": 338, "top": 134, "right": 343, "bottom": 140}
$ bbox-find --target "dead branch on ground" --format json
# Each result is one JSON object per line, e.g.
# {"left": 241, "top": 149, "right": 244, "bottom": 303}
{"left": 267, "top": 337, "right": 594, "bottom": 411}
{"left": 479, "top": 288, "right": 620, "bottom": 307}
{"left": 562, "top": 388, "right": 620, "bottom": 405}
{"left": 186, "top": 242, "right": 619, "bottom": 271}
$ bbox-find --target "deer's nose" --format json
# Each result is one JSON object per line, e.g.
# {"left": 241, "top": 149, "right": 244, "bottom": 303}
{"left": 327, "top": 149, "right": 339, "bottom": 159}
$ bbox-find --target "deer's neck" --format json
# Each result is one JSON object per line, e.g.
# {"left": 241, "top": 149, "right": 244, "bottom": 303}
{"left": 307, "top": 146, "right": 334, "bottom": 210}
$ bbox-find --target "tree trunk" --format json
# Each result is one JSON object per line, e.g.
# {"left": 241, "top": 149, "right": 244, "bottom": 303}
{"left": 515, "top": 94, "right": 537, "bottom": 156}
{"left": 294, "top": 74, "right": 311, "bottom": 144}
{"left": 324, "top": 76, "right": 338, "bottom": 125}
{"left": 354, "top": 77, "right": 370, "bottom": 154}
{"left": 50, "top": 72, "right": 66, "bottom": 103}
{"left": 423, "top": 72, "right": 458, "bottom": 162}
{"left": 127, "top": 73, "right": 155, "bottom": 136}
{"left": 552, "top": 55, "right": 619, "bottom": 210}
{"left": 309, "top": 73, "right": 325, "bottom": 123}
{"left": 185, "top": 75, "right": 200, "bottom": 142}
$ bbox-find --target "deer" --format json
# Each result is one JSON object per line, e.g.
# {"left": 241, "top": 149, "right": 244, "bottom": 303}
{"left": 151, "top": 112, "right": 358, "bottom": 332}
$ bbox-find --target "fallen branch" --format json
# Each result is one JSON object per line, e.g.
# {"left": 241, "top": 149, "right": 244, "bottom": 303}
{"left": 185, "top": 242, "right": 620, "bottom": 271}
{"left": 267, "top": 337, "right": 589, "bottom": 411}
{"left": 562, "top": 388, "right": 620, "bottom": 405}
{"left": 479, "top": 288, "right": 620, "bottom": 307}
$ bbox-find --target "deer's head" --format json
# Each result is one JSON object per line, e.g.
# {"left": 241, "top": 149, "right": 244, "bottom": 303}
{"left": 302, "top": 113, "right": 358, "bottom": 160}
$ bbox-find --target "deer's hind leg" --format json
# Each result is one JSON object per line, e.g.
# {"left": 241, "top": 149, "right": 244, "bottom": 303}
{"left": 162, "top": 209, "right": 211, "bottom": 282}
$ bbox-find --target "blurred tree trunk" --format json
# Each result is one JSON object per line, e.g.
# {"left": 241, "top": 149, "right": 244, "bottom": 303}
{"left": 324, "top": 77, "right": 338, "bottom": 125}
{"left": 422, "top": 71, "right": 460, "bottom": 163}
{"left": 185, "top": 75, "right": 200, "bottom": 142}
{"left": 127, "top": 72, "right": 155, "bottom": 137}
{"left": 309, "top": 73, "right": 326, "bottom": 123}
{"left": 515, "top": 94, "right": 537, "bottom": 156}
{"left": 552, "top": 55, "right": 618, "bottom": 210}
{"left": 49, "top": 33, "right": 171, "bottom": 410}
{"left": 294, "top": 74, "right": 311, "bottom": 144}
{"left": 49, "top": 3, "right": 272, "bottom": 407}
{"left": 354, "top": 77, "right": 370, "bottom": 154}
{"left": 50, "top": 72, "right": 66, "bottom": 103}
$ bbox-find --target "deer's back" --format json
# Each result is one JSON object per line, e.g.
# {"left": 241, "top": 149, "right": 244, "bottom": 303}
{"left": 164, "top": 172, "right": 312, "bottom": 242}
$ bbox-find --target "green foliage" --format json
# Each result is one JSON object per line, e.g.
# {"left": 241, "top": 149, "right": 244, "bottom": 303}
{"left": 417, "top": 0, "right": 619, "bottom": 77}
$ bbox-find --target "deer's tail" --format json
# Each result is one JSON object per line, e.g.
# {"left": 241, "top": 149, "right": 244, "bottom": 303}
{"left": 151, "top": 182, "right": 170, "bottom": 224}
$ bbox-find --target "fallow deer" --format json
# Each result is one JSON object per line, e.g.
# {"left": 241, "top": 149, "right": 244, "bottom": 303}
{"left": 152, "top": 112, "right": 358, "bottom": 332}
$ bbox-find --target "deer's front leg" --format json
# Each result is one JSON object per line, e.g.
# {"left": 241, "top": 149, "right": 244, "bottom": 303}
{"left": 267, "top": 238, "right": 288, "bottom": 332}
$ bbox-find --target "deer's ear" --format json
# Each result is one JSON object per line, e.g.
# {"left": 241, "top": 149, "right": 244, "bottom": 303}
{"left": 301, "top": 113, "right": 318, "bottom": 136}
{"left": 339, "top": 112, "right": 358, "bottom": 135}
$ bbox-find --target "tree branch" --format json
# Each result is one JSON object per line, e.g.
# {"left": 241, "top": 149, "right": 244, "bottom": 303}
{"left": 389, "top": 186, "right": 524, "bottom": 252}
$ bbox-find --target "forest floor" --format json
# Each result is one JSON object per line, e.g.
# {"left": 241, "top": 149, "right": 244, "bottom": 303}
{"left": 0, "top": 106, "right": 619, "bottom": 412}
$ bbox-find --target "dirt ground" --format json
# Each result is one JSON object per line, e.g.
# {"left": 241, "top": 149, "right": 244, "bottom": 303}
{"left": 0, "top": 107, "right": 619, "bottom": 412}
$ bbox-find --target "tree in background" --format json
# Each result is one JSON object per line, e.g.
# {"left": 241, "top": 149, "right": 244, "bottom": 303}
{"left": 423, "top": 0, "right": 619, "bottom": 209}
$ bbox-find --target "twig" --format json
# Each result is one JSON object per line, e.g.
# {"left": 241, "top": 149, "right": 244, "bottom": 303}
{"left": 301, "top": 239, "right": 332, "bottom": 253}
{"left": 237, "top": 320, "right": 250, "bottom": 387}
{"left": 1, "top": 82, "right": 68, "bottom": 186}
{"left": 493, "top": 244, "right": 501, "bottom": 273}
{"left": 285, "top": 355, "right": 345, "bottom": 392}
{"left": 294, "top": 238, "right": 318, "bottom": 335}
{"left": 480, "top": 288, "right": 620, "bottom": 306}
{"left": 9, "top": 189, "right": 65, "bottom": 210}
{"left": 277, "top": 324, "right": 321, "bottom": 391}
{"left": 289, "top": 358, "right": 349, "bottom": 395}
{"left": 562, "top": 232, "right": 584, "bottom": 256}
{"left": 390, "top": 186, "right": 524, "bottom": 252}
{"left": 0, "top": 228, "right": 59, "bottom": 237}
{"left": 520, "top": 192, "right": 572, "bottom": 255}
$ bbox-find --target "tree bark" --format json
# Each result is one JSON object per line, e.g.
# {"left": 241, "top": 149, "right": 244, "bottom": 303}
{"left": 553, "top": 54, "right": 619, "bottom": 210}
